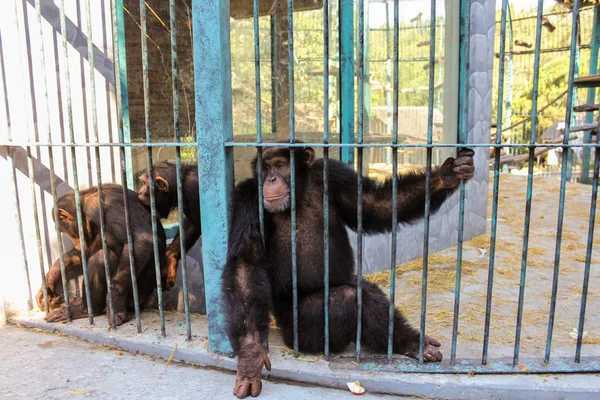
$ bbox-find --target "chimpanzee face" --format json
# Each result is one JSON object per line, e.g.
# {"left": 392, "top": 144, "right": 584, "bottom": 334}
{"left": 53, "top": 194, "right": 83, "bottom": 250}
{"left": 262, "top": 154, "right": 291, "bottom": 213}
{"left": 138, "top": 172, "right": 172, "bottom": 219}
{"left": 259, "top": 146, "right": 315, "bottom": 213}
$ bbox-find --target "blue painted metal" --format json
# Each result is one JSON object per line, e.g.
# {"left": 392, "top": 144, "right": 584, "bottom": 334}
{"left": 323, "top": 0, "right": 330, "bottom": 361}
{"left": 110, "top": 0, "right": 142, "bottom": 333}
{"left": 192, "top": 0, "right": 234, "bottom": 355}
{"left": 582, "top": 5, "right": 600, "bottom": 185}
{"left": 3, "top": 141, "right": 600, "bottom": 150}
{"left": 575, "top": 146, "right": 599, "bottom": 362}
{"left": 514, "top": 0, "right": 545, "bottom": 365}
{"left": 483, "top": 0, "right": 509, "bottom": 366}
{"left": 31, "top": 0, "right": 61, "bottom": 316}
{"left": 566, "top": 17, "right": 582, "bottom": 182}
{"left": 170, "top": 0, "right": 192, "bottom": 341}
{"left": 140, "top": 0, "right": 166, "bottom": 337}
{"left": 419, "top": 0, "right": 437, "bottom": 364}
{"left": 544, "top": 0, "right": 581, "bottom": 366}
{"left": 339, "top": 0, "right": 354, "bottom": 165}
{"left": 7, "top": 149, "right": 33, "bottom": 310}
{"left": 287, "top": 0, "right": 299, "bottom": 358}
{"left": 355, "top": 0, "right": 365, "bottom": 364}
{"left": 451, "top": 0, "right": 471, "bottom": 365}
{"left": 388, "top": 0, "right": 399, "bottom": 362}
{"left": 11, "top": 0, "right": 40, "bottom": 312}
{"left": 253, "top": 0, "right": 265, "bottom": 244}
{"left": 270, "top": 14, "right": 278, "bottom": 136}
{"left": 331, "top": 356, "right": 600, "bottom": 374}
{"left": 86, "top": 0, "right": 117, "bottom": 328}
{"left": 58, "top": 0, "right": 87, "bottom": 323}
{"left": 115, "top": 0, "right": 134, "bottom": 190}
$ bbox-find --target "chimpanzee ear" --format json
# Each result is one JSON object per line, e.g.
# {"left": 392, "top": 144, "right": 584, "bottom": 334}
{"left": 304, "top": 147, "right": 315, "bottom": 167}
{"left": 156, "top": 176, "right": 170, "bottom": 192}
{"left": 58, "top": 209, "right": 74, "bottom": 221}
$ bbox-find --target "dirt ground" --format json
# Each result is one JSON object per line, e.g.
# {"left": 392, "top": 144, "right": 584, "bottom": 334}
{"left": 365, "top": 172, "right": 600, "bottom": 360}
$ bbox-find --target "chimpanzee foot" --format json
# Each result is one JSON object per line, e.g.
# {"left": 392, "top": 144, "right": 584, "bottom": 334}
{"left": 107, "top": 310, "right": 129, "bottom": 327}
{"left": 45, "top": 307, "right": 69, "bottom": 323}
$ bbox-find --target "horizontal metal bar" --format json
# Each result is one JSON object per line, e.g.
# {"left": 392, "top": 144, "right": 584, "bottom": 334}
{"left": 330, "top": 356, "right": 600, "bottom": 374}
{"left": 3, "top": 141, "right": 600, "bottom": 149}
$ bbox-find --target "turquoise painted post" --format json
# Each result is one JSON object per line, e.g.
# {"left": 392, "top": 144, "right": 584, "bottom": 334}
{"left": 582, "top": 5, "right": 600, "bottom": 184}
{"left": 192, "top": 0, "right": 234, "bottom": 355}
{"left": 339, "top": 0, "right": 354, "bottom": 165}
{"left": 115, "top": 0, "right": 133, "bottom": 190}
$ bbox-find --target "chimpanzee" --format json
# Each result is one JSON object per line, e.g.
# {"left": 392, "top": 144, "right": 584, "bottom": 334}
{"left": 223, "top": 144, "right": 475, "bottom": 398}
{"left": 35, "top": 184, "right": 166, "bottom": 326}
{"left": 138, "top": 162, "right": 201, "bottom": 290}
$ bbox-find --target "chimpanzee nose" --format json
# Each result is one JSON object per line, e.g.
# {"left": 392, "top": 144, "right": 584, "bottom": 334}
{"left": 268, "top": 176, "right": 276, "bottom": 183}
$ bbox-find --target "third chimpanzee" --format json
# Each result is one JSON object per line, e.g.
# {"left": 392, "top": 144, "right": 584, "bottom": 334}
{"left": 138, "top": 162, "right": 201, "bottom": 290}
{"left": 35, "top": 184, "right": 166, "bottom": 326}
{"left": 223, "top": 144, "right": 475, "bottom": 398}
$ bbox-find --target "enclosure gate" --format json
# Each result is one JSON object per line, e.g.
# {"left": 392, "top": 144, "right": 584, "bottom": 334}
{"left": 1, "top": 0, "right": 600, "bottom": 378}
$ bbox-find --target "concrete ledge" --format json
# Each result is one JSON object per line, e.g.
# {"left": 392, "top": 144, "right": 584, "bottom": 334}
{"left": 9, "top": 311, "right": 600, "bottom": 400}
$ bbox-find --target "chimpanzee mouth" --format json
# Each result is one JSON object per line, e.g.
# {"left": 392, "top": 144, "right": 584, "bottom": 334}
{"left": 264, "top": 194, "right": 290, "bottom": 212}
{"left": 264, "top": 194, "right": 288, "bottom": 201}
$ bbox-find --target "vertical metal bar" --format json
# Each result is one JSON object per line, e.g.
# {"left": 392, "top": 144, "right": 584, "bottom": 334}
{"left": 451, "top": 0, "right": 471, "bottom": 365}
{"left": 7, "top": 149, "right": 33, "bottom": 310}
{"left": 11, "top": 0, "right": 38, "bottom": 311}
{"left": 59, "top": 0, "right": 91, "bottom": 322}
{"left": 515, "top": 0, "right": 550, "bottom": 364}
{"left": 418, "top": 0, "right": 436, "bottom": 364}
{"left": 582, "top": 5, "right": 600, "bottom": 184}
{"left": 482, "top": 0, "right": 509, "bottom": 365}
{"left": 253, "top": 0, "right": 265, "bottom": 244}
{"left": 140, "top": 0, "right": 166, "bottom": 337}
{"left": 339, "top": 0, "right": 354, "bottom": 164}
{"left": 323, "top": 0, "right": 330, "bottom": 361}
{"left": 566, "top": 16, "right": 581, "bottom": 183}
{"left": 18, "top": 0, "right": 50, "bottom": 312}
{"left": 170, "top": 0, "right": 192, "bottom": 340}
{"left": 542, "top": 0, "right": 580, "bottom": 366}
{"left": 115, "top": 0, "right": 133, "bottom": 190}
{"left": 287, "top": 0, "right": 299, "bottom": 358}
{"left": 575, "top": 147, "right": 599, "bottom": 362}
{"left": 270, "top": 14, "right": 278, "bottom": 136}
{"left": 355, "top": 0, "right": 364, "bottom": 364}
{"left": 86, "top": 0, "right": 117, "bottom": 328}
{"left": 111, "top": 0, "right": 142, "bottom": 333}
{"left": 192, "top": 0, "right": 234, "bottom": 355}
{"left": 388, "top": 0, "right": 399, "bottom": 362}
{"left": 30, "top": 0, "right": 54, "bottom": 315}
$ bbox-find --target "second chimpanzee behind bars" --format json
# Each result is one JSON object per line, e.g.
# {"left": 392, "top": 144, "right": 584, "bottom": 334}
{"left": 223, "top": 143, "right": 475, "bottom": 398}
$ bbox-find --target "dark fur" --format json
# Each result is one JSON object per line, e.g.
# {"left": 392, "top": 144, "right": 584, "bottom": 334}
{"left": 223, "top": 146, "right": 457, "bottom": 353}
{"left": 223, "top": 144, "right": 476, "bottom": 397}
{"left": 36, "top": 184, "right": 166, "bottom": 326}
{"left": 138, "top": 162, "right": 201, "bottom": 289}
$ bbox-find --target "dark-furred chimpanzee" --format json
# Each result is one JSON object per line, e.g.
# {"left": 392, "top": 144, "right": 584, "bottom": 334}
{"left": 35, "top": 184, "right": 166, "bottom": 326}
{"left": 223, "top": 144, "right": 475, "bottom": 398}
{"left": 138, "top": 162, "right": 201, "bottom": 290}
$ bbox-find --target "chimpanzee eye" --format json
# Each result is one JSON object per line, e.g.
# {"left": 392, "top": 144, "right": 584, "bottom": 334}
{"left": 277, "top": 163, "right": 284, "bottom": 169}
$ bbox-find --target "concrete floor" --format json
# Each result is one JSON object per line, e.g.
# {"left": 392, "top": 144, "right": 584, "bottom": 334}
{"left": 0, "top": 324, "right": 406, "bottom": 400}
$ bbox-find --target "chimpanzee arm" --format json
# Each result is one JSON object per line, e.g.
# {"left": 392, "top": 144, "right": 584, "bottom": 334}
{"left": 160, "top": 218, "right": 200, "bottom": 290}
{"left": 36, "top": 248, "right": 83, "bottom": 309}
{"left": 324, "top": 149, "right": 475, "bottom": 233}
{"left": 222, "top": 179, "right": 272, "bottom": 399}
